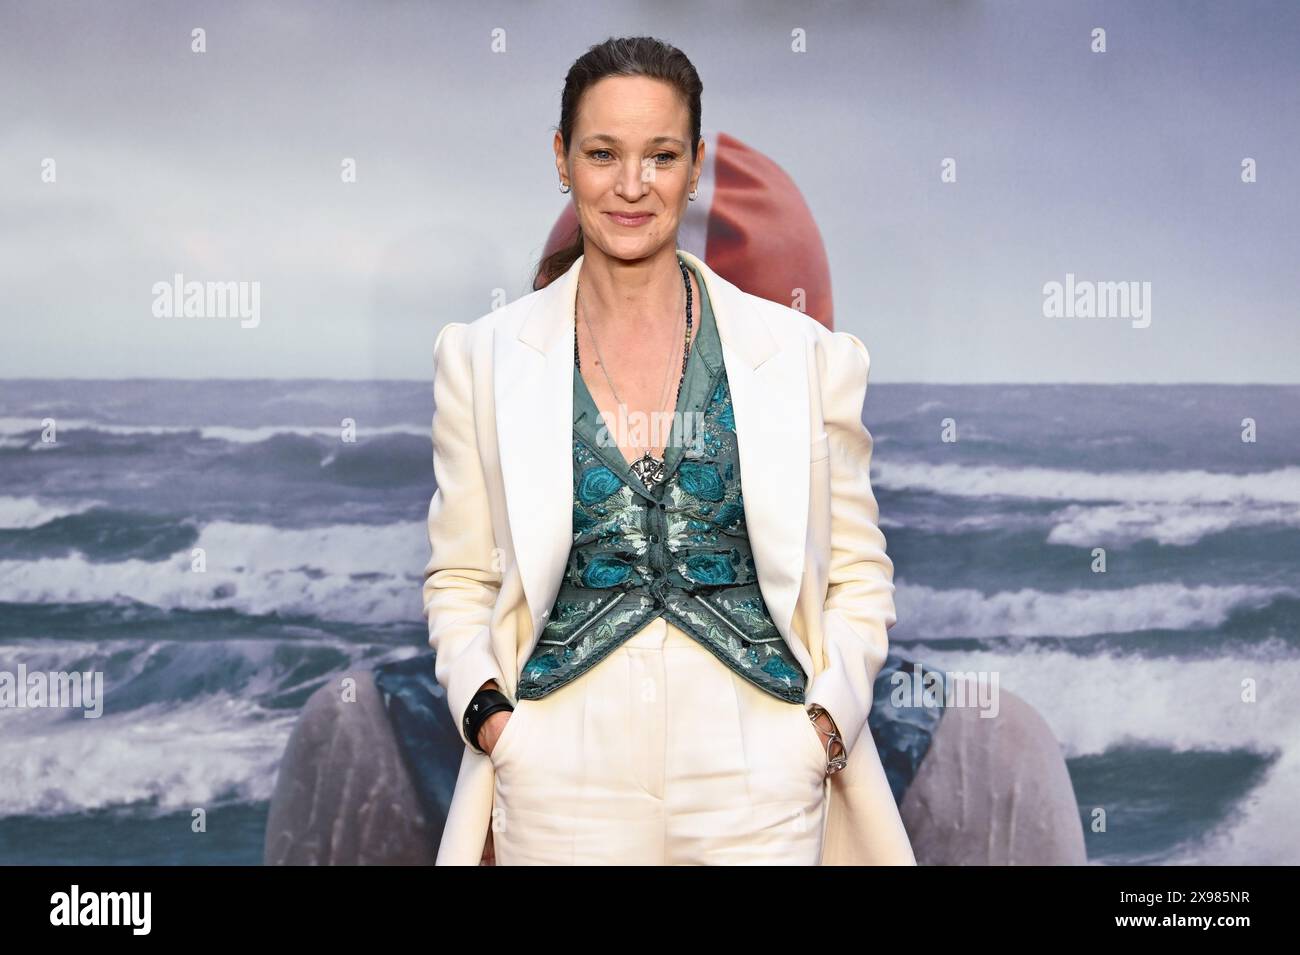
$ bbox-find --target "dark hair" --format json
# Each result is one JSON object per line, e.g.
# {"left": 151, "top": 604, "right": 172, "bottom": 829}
{"left": 533, "top": 36, "right": 703, "bottom": 290}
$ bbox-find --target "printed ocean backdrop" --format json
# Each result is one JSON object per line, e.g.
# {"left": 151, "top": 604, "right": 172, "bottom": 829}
{"left": 1, "top": 379, "right": 1296, "bottom": 865}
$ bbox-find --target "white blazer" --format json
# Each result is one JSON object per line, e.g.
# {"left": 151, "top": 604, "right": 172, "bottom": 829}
{"left": 424, "top": 248, "right": 916, "bottom": 865}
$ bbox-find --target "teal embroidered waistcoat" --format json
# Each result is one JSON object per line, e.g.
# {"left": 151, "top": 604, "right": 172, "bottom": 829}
{"left": 516, "top": 253, "right": 808, "bottom": 705}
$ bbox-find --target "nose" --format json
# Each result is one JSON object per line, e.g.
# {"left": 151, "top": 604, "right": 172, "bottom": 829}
{"left": 615, "top": 157, "right": 651, "bottom": 198}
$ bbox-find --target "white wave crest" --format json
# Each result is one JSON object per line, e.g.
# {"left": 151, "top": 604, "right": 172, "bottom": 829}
{"left": 895, "top": 580, "right": 1287, "bottom": 639}
{"left": 1047, "top": 501, "right": 1300, "bottom": 547}
{"left": 0, "top": 495, "right": 104, "bottom": 529}
{"left": 0, "top": 417, "right": 428, "bottom": 445}
{"left": 0, "top": 519, "right": 432, "bottom": 625}
{"left": 875, "top": 461, "right": 1300, "bottom": 506}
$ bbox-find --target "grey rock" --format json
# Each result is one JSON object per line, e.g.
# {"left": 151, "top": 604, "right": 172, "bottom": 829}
{"left": 900, "top": 684, "right": 1087, "bottom": 865}
{"left": 263, "top": 670, "right": 435, "bottom": 865}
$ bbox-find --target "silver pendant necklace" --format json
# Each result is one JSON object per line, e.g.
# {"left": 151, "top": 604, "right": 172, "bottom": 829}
{"left": 576, "top": 257, "right": 694, "bottom": 491}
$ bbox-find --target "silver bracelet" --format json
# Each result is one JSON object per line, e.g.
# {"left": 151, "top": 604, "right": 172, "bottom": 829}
{"left": 807, "top": 703, "right": 848, "bottom": 776}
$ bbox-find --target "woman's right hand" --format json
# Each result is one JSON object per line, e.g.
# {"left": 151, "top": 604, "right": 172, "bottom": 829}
{"left": 477, "top": 709, "right": 513, "bottom": 756}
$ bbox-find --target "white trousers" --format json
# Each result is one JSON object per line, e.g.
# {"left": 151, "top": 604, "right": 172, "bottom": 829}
{"left": 490, "top": 615, "right": 829, "bottom": 865}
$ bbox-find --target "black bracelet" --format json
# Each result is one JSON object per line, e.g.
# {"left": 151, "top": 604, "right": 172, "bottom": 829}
{"left": 464, "top": 688, "right": 514, "bottom": 754}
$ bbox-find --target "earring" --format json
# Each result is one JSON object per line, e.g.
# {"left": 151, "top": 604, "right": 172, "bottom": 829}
{"left": 688, "top": 187, "right": 698, "bottom": 201}
{"left": 559, "top": 181, "right": 571, "bottom": 194}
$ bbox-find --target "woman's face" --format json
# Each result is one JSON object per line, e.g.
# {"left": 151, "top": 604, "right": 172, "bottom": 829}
{"left": 555, "top": 75, "right": 703, "bottom": 263}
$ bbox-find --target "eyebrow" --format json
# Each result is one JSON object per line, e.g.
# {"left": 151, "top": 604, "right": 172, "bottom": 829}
{"left": 579, "top": 134, "right": 689, "bottom": 150}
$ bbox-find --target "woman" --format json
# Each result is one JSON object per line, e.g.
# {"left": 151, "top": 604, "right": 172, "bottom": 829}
{"left": 423, "top": 36, "right": 914, "bottom": 865}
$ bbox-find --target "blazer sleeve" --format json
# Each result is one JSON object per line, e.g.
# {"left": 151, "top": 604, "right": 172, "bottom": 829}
{"left": 803, "top": 329, "right": 897, "bottom": 761}
{"left": 423, "top": 320, "right": 508, "bottom": 750}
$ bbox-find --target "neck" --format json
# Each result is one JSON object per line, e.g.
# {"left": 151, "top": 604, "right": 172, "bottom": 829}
{"left": 577, "top": 245, "right": 685, "bottom": 332}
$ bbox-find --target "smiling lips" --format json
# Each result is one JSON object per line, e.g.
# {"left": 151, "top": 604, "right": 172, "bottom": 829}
{"left": 606, "top": 211, "right": 653, "bottom": 227}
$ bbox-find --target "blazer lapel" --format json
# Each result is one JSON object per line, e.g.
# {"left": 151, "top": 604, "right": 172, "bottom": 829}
{"left": 494, "top": 260, "right": 580, "bottom": 639}
{"left": 494, "top": 250, "right": 810, "bottom": 650}
{"left": 678, "top": 250, "right": 810, "bottom": 645}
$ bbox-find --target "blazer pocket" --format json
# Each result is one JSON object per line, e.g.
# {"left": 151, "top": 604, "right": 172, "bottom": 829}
{"left": 488, "top": 699, "right": 529, "bottom": 765}
{"left": 810, "top": 431, "right": 830, "bottom": 464}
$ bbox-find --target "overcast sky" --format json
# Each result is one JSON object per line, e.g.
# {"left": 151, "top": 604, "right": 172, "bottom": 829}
{"left": 2, "top": 0, "right": 1297, "bottom": 382}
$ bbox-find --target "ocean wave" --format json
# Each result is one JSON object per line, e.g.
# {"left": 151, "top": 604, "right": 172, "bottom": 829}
{"left": 886, "top": 497, "right": 1300, "bottom": 548}
{"left": 894, "top": 581, "right": 1290, "bottom": 639}
{"left": 0, "top": 416, "right": 429, "bottom": 446}
{"left": 0, "top": 495, "right": 104, "bottom": 529}
{"left": 0, "top": 690, "right": 294, "bottom": 816}
{"left": 0, "top": 637, "right": 421, "bottom": 816}
{"left": 1046, "top": 501, "right": 1300, "bottom": 547}
{"left": 0, "top": 519, "right": 431, "bottom": 625}
{"left": 874, "top": 460, "right": 1300, "bottom": 506}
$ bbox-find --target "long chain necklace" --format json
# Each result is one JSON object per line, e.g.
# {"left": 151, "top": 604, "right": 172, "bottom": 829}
{"left": 575, "top": 257, "right": 694, "bottom": 491}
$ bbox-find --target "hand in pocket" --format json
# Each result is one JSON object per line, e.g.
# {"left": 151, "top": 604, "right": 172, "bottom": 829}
{"left": 480, "top": 710, "right": 514, "bottom": 757}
